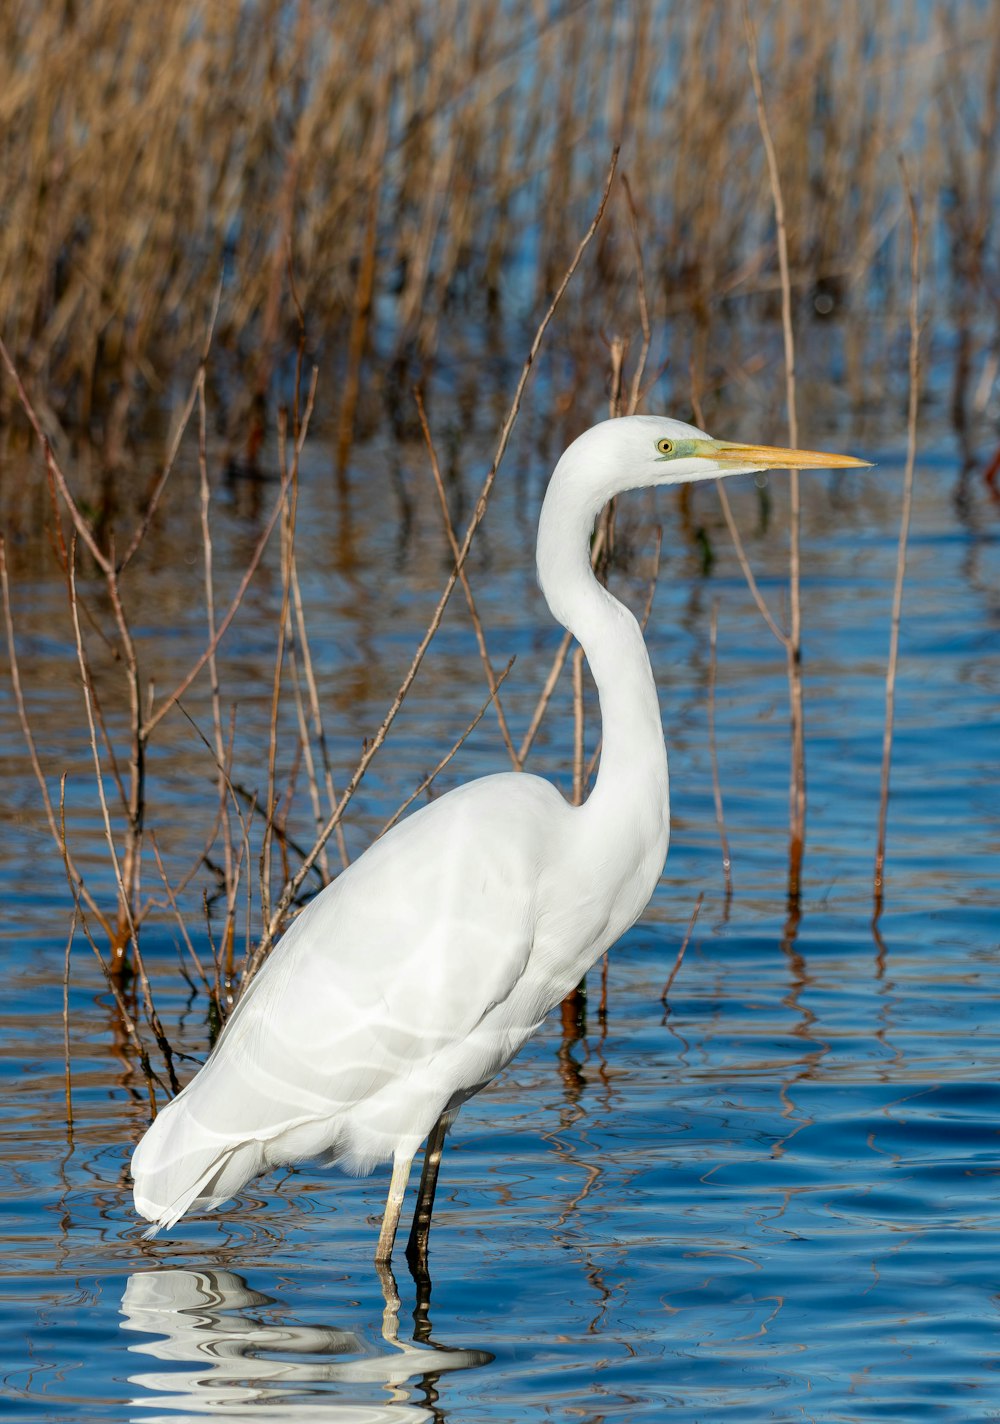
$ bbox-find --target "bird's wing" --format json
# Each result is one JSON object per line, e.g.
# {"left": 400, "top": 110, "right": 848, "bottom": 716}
{"left": 133, "top": 773, "right": 569, "bottom": 1218}
{"left": 221, "top": 785, "right": 546, "bottom": 1099}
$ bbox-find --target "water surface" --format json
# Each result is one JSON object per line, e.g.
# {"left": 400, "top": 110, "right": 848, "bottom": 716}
{"left": 1, "top": 421, "right": 998, "bottom": 1421}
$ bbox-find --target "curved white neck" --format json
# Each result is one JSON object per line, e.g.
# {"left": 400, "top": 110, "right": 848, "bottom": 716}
{"left": 536, "top": 454, "right": 670, "bottom": 835}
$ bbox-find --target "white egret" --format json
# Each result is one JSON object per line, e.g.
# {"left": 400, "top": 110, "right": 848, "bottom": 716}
{"left": 131, "top": 415, "right": 866, "bottom": 1263}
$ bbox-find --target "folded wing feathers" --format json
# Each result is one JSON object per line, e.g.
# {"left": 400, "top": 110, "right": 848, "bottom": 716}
{"left": 130, "top": 776, "right": 568, "bottom": 1231}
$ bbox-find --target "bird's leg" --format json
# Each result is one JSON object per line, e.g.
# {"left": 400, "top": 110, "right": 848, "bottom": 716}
{"left": 405, "top": 1110, "right": 452, "bottom": 1269}
{"left": 375, "top": 1151, "right": 413, "bottom": 1264}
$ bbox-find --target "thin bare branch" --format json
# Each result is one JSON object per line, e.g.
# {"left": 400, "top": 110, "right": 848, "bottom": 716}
{"left": 261, "top": 410, "right": 298, "bottom": 930}
{"left": 744, "top": 1, "right": 805, "bottom": 902}
{"left": 743, "top": 6, "right": 798, "bottom": 450}
{"left": 67, "top": 545, "right": 179, "bottom": 1088}
{"left": 377, "top": 658, "right": 515, "bottom": 839}
{"left": 518, "top": 628, "right": 574, "bottom": 766}
{"left": 286, "top": 620, "right": 332, "bottom": 884}
{"left": 119, "top": 277, "right": 221, "bottom": 572}
{"left": 63, "top": 910, "right": 76, "bottom": 1137}
{"left": 196, "top": 364, "right": 241, "bottom": 969}
{"left": 414, "top": 389, "right": 519, "bottom": 768}
{"left": 0, "top": 539, "right": 113, "bottom": 939}
{"left": 714, "top": 480, "right": 786, "bottom": 644}
{"left": 150, "top": 832, "right": 213, "bottom": 996}
{"left": 708, "top": 602, "right": 733, "bottom": 904}
{"left": 142, "top": 455, "right": 293, "bottom": 738}
{"left": 289, "top": 557, "right": 350, "bottom": 869}
{"left": 58, "top": 775, "right": 161, "bottom": 1110}
{"left": 621, "top": 174, "right": 652, "bottom": 415}
{"left": 874, "top": 163, "right": 921, "bottom": 913}
{"left": 661, "top": 893, "right": 703, "bottom": 1006}
{"left": 692, "top": 359, "right": 785, "bottom": 647}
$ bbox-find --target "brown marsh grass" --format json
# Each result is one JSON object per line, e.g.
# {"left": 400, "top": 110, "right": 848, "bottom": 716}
{"left": 1, "top": 1, "right": 997, "bottom": 455}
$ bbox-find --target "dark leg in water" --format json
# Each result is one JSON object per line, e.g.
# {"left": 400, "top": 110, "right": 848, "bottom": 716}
{"left": 405, "top": 1110, "right": 452, "bottom": 1267}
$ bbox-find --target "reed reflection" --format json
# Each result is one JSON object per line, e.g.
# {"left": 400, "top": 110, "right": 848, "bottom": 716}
{"left": 119, "top": 1265, "right": 491, "bottom": 1420}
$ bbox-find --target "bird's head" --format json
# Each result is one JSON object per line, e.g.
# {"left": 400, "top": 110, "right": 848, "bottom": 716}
{"left": 539, "top": 415, "right": 872, "bottom": 619}
{"left": 561, "top": 414, "right": 870, "bottom": 503}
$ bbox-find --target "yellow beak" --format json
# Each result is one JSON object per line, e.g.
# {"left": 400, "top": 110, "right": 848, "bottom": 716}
{"left": 697, "top": 439, "right": 872, "bottom": 471}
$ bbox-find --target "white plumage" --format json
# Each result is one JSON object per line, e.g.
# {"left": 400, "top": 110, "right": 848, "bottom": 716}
{"left": 132, "top": 415, "right": 866, "bottom": 1261}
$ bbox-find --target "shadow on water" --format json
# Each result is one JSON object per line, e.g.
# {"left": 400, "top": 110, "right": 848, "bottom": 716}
{"left": 119, "top": 1262, "right": 491, "bottom": 1421}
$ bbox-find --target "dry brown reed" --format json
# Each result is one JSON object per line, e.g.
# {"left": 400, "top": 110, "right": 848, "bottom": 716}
{"left": 661, "top": 893, "right": 703, "bottom": 1009}
{"left": 874, "top": 166, "right": 921, "bottom": 917}
{"left": 62, "top": 910, "right": 76, "bottom": 1136}
{"left": 0, "top": 2, "right": 991, "bottom": 458}
{"left": 743, "top": 2, "right": 806, "bottom": 907}
{"left": 707, "top": 602, "right": 732, "bottom": 907}
{"left": 414, "top": 387, "right": 520, "bottom": 768}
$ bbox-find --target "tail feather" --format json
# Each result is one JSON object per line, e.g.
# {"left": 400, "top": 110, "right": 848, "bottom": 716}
{"left": 131, "top": 1092, "right": 267, "bottom": 1232}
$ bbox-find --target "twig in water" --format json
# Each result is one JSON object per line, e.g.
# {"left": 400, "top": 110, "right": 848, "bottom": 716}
{"left": 621, "top": 174, "right": 652, "bottom": 415}
{"left": 67, "top": 545, "right": 179, "bottom": 1093}
{"left": 708, "top": 602, "right": 733, "bottom": 905}
{"left": 0, "top": 539, "right": 112, "bottom": 940}
{"left": 142, "top": 408, "right": 305, "bottom": 739}
{"left": 196, "top": 364, "right": 241, "bottom": 981}
{"left": 518, "top": 627, "right": 574, "bottom": 766}
{"left": 569, "top": 303, "right": 659, "bottom": 1018}
{"left": 695, "top": 348, "right": 783, "bottom": 913}
{"left": 377, "top": 658, "right": 515, "bottom": 840}
{"left": 874, "top": 163, "right": 921, "bottom": 917}
{"left": 260, "top": 408, "right": 299, "bottom": 932}
{"left": 41, "top": 441, "right": 146, "bottom": 965}
{"left": 661, "top": 893, "right": 703, "bottom": 1007}
{"left": 149, "top": 833, "right": 213, "bottom": 998}
{"left": 289, "top": 558, "right": 350, "bottom": 870}
{"left": 57, "top": 776, "right": 161, "bottom": 1112}
{"left": 744, "top": 1, "right": 806, "bottom": 906}
{"left": 713, "top": 481, "right": 786, "bottom": 645}
{"left": 63, "top": 910, "right": 76, "bottom": 1138}
{"left": 414, "top": 388, "right": 519, "bottom": 768}
{"left": 286, "top": 625, "right": 332, "bottom": 885}
{"left": 118, "top": 281, "right": 221, "bottom": 573}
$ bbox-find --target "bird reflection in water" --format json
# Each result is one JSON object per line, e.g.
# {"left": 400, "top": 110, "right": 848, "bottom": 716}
{"left": 119, "top": 1263, "right": 491, "bottom": 1421}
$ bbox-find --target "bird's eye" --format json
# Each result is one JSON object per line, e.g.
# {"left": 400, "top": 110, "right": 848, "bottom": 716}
{"left": 656, "top": 438, "right": 674, "bottom": 456}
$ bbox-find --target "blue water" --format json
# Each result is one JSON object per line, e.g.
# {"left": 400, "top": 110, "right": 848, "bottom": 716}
{"left": 1, "top": 426, "right": 998, "bottom": 1420}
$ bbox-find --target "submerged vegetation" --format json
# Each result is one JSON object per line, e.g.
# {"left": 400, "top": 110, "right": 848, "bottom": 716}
{"left": 1, "top": 1, "right": 998, "bottom": 1101}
